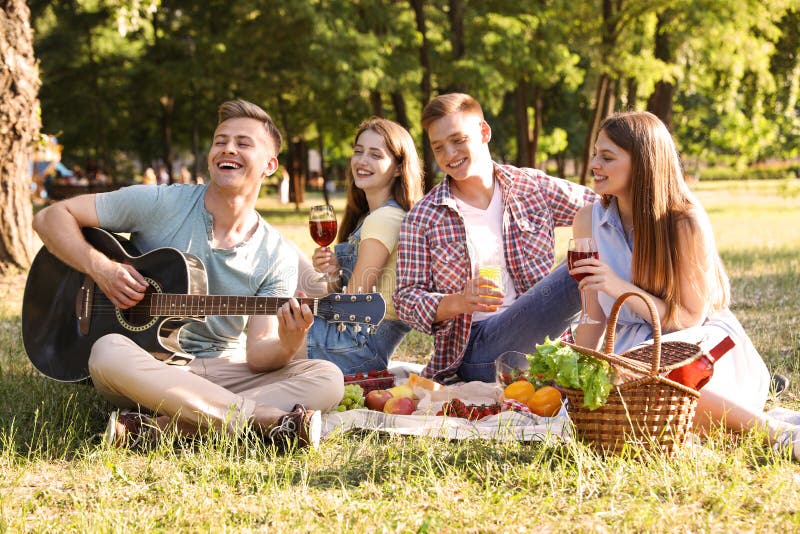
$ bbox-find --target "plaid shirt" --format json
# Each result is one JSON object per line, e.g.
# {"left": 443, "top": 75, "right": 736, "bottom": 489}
{"left": 394, "top": 163, "right": 597, "bottom": 381}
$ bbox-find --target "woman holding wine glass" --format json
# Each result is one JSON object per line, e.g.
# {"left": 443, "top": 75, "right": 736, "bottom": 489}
{"left": 569, "top": 111, "right": 799, "bottom": 461}
{"left": 304, "top": 117, "right": 424, "bottom": 374}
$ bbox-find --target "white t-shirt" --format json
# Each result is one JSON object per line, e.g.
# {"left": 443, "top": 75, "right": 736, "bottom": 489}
{"left": 455, "top": 181, "right": 517, "bottom": 321}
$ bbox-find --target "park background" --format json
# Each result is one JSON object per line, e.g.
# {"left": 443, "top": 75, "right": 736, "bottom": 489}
{"left": 1, "top": 0, "right": 800, "bottom": 531}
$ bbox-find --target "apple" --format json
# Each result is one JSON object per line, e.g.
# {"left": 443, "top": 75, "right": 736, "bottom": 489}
{"left": 387, "top": 384, "right": 414, "bottom": 399}
{"left": 383, "top": 396, "right": 415, "bottom": 415}
{"left": 365, "top": 389, "right": 393, "bottom": 412}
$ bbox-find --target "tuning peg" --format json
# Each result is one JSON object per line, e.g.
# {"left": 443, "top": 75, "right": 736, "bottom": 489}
{"left": 371, "top": 285, "right": 377, "bottom": 293}
{"left": 337, "top": 323, "right": 347, "bottom": 332}
{"left": 353, "top": 324, "right": 362, "bottom": 333}
{"left": 356, "top": 286, "right": 364, "bottom": 294}
{"left": 368, "top": 325, "right": 378, "bottom": 335}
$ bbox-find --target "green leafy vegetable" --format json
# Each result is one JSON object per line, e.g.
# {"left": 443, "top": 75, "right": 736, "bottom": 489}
{"left": 528, "top": 337, "right": 612, "bottom": 410}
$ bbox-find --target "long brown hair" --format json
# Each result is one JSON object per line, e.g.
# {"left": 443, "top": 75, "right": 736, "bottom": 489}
{"left": 598, "top": 111, "right": 729, "bottom": 326}
{"left": 337, "top": 117, "right": 424, "bottom": 242}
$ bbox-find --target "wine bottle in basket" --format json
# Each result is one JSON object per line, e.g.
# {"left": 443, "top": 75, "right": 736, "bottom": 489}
{"left": 666, "top": 336, "right": 735, "bottom": 390}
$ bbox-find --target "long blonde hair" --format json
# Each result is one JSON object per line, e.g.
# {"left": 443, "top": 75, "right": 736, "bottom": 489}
{"left": 338, "top": 118, "right": 424, "bottom": 242}
{"left": 598, "top": 111, "right": 729, "bottom": 326}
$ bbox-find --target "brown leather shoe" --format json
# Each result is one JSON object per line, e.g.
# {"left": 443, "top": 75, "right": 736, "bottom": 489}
{"left": 263, "top": 404, "right": 321, "bottom": 450}
{"left": 103, "top": 410, "right": 160, "bottom": 449}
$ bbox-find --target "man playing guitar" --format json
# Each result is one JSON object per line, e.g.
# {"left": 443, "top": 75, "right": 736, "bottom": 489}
{"left": 32, "top": 99, "right": 344, "bottom": 449}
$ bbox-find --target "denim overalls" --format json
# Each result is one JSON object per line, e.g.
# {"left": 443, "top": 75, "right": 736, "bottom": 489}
{"left": 306, "top": 200, "right": 411, "bottom": 374}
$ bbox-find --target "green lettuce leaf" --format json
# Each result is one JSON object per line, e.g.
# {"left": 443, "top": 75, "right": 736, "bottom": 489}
{"left": 528, "top": 337, "right": 613, "bottom": 410}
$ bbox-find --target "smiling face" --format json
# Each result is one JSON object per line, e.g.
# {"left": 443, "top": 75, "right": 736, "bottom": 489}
{"left": 207, "top": 117, "right": 278, "bottom": 192}
{"left": 590, "top": 129, "right": 632, "bottom": 199}
{"left": 427, "top": 110, "right": 492, "bottom": 183}
{"left": 351, "top": 128, "right": 399, "bottom": 195}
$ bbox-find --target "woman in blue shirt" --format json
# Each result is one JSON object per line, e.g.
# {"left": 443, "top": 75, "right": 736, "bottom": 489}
{"left": 570, "top": 111, "right": 798, "bottom": 461}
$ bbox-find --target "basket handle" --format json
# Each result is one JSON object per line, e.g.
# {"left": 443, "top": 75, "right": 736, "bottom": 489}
{"left": 603, "top": 291, "right": 662, "bottom": 374}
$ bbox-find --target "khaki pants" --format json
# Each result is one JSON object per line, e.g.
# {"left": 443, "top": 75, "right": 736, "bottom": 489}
{"left": 88, "top": 333, "right": 344, "bottom": 434}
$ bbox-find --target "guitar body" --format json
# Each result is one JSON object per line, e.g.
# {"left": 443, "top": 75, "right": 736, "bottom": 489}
{"left": 22, "top": 227, "right": 206, "bottom": 382}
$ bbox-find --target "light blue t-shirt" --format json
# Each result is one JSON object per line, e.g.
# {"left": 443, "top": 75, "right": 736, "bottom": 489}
{"left": 95, "top": 184, "right": 298, "bottom": 358}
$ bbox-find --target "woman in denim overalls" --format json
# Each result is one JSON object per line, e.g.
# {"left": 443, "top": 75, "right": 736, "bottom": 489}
{"left": 305, "top": 118, "right": 424, "bottom": 374}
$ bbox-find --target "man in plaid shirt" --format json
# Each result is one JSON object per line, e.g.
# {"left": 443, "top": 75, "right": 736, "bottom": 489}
{"left": 394, "top": 93, "right": 597, "bottom": 382}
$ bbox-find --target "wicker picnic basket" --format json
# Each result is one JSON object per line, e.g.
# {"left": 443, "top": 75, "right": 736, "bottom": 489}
{"left": 561, "top": 292, "right": 703, "bottom": 457}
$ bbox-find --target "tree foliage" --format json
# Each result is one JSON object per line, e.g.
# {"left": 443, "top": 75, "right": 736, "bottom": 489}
{"left": 28, "top": 0, "right": 800, "bottom": 186}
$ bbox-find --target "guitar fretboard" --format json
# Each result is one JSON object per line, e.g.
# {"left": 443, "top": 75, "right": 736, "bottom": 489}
{"left": 149, "top": 294, "right": 318, "bottom": 317}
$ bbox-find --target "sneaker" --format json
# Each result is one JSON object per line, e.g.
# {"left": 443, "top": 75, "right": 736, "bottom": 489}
{"left": 773, "top": 427, "right": 800, "bottom": 462}
{"left": 771, "top": 373, "right": 790, "bottom": 397}
{"left": 263, "top": 404, "right": 321, "bottom": 450}
{"left": 103, "top": 410, "right": 160, "bottom": 449}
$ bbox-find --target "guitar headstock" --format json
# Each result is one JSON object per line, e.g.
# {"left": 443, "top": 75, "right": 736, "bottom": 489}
{"left": 315, "top": 292, "right": 386, "bottom": 331}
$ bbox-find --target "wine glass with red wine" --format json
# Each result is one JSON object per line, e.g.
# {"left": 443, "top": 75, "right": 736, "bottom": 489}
{"left": 567, "top": 237, "right": 599, "bottom": 325}
{"left": 309, "top": 204, "right": 338, "bottom": 282}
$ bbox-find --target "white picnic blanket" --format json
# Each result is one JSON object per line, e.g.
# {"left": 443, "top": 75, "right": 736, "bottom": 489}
{"left": 322, "top": 363, "right": 573, "bottom": 442}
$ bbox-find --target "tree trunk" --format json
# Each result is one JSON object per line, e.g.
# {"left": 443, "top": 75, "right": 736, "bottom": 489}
{"left": 448, "top": 0, "right": 465, "bottom": 60}
{"left": 579, "top": 73, "right": 610, "bottom": 185}
{"left": 410, "top": 0, "right": 435, "bottom": 192}
{"left": 369, "top": 90, "right": 383, "bottom": 117}
{"left": 514, "top": 80, "right": 530, "bottom": 167}
{"left": 602, "top": 78, "right": 617, "bottom": 117}
{"left": 0, "top": 0, "right": 40, "bottom": 274}
{"left": 391, "top": 91, "right": 410, "bottom": 130}
{"left": 626, "top": 77, "right": 638, "bottom": 110}
{"left": 288, "top": 136, "right": 307, "bottom": 210}
{"left": 318, "top": 126, "right": 329, "bottom": 205}
{"left": 530, "top": 84, "right": 543, "bottom": 169}
{"left": 647, "top": 12, "right": 675, "bottom": 131}
{"left": 160, "top": 95, "right": 174, "bottom": 183}
{"left": 555, "top": 154, "right": 566, "bottom": 178}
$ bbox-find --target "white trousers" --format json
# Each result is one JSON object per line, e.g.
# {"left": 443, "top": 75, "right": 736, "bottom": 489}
{"left": 88, "top": 333, "right": 344, "bottom": 434}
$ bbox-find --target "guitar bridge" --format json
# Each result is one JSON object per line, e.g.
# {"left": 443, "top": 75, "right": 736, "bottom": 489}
{"left": 76, "top": 276, "right": 94, "bottom": 336}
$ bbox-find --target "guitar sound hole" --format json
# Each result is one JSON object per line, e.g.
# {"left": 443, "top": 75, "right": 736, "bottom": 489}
{"left": 119, "top": 288, "right": 156, "bottom": 327}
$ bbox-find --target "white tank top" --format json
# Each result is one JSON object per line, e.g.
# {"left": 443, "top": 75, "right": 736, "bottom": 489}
{"left": 456, "top": 181, "right": 517, "bottom": 321}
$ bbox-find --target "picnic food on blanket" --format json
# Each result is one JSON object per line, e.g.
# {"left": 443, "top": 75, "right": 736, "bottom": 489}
{"left": 503, "top": 380, "right": 536, "bottom": 404}
{"left": 529, "top": 337, "right": 613, "bottom": 410}
{"left": 343, "top": 369, "right": 395, "bottom": 395}
{"left": 334, "top": 384, "right": 366, "bottom": 412}
{"left": 437, "top": 398, "right": 502, "bottom": 420}
{"left": 387, "top": 384, "right": 414, "bottom": 399}
{"left": 383, "top": 396, "right": 416, "bottom": 415}
{"left": 495, "top": 350, "right": 531, "bottom": 386}
{"left": 526, "top": 385, "right": 562, "bottom": 417}
{"left": 365, "top": 389, "right": 393, "bottom": 411}
{"left": 407, "top": 373, "right": 442, "bottom": 391}
{"left": 364, "top": 385, "right": 418, "bottom": 414}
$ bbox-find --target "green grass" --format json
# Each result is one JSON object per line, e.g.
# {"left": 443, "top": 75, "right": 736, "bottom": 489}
{"left": 3, "top": 180, "right": 800, "bottom": 531}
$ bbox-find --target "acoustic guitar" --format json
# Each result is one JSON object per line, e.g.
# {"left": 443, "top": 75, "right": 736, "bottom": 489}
{"left": 22, "top": 227, "right": 386, "bottom": 382}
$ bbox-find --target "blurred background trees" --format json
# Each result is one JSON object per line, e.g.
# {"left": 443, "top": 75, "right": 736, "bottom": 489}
{"left": 27, "top": 0, "right": 800, "bottom": 189}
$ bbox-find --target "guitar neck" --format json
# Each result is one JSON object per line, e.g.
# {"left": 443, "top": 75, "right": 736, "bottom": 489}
{"left": 149, "top": 294, "right": 318, "bottom": 317}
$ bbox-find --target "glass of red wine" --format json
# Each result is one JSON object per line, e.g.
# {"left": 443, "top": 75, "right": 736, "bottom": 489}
{"left": 309, "top": 204, "right": 338, "bottom": 282}
{"left": 567, "top": 237, "right": 599, "bottom": 325}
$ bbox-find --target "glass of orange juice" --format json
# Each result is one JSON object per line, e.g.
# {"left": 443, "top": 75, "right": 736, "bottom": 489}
{"left": 478, "top": 264, "right": 503, "bottom": 296}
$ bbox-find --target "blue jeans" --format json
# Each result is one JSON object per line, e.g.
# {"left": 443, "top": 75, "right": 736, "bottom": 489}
{"left": 306, "top": 317, "right": 411, "bottom": 375}
{"left": 457, "top": 262, "right": 581, "bottom": 382}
